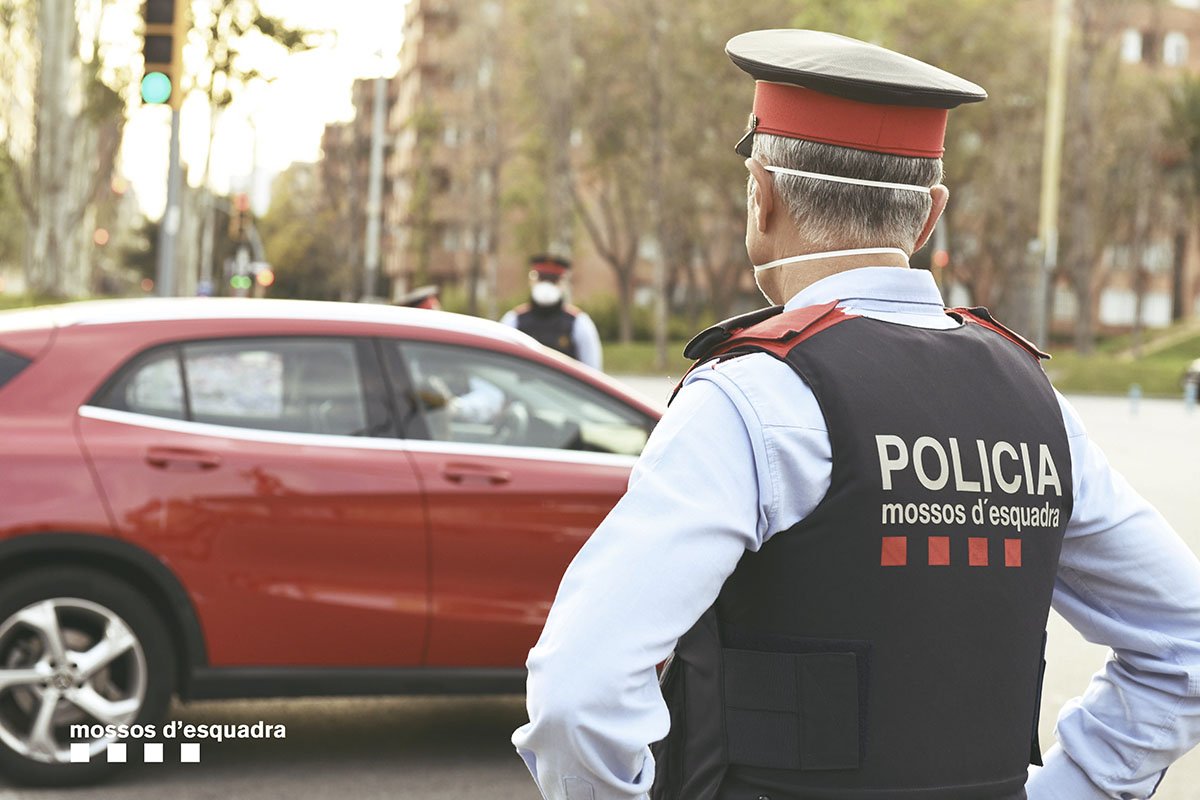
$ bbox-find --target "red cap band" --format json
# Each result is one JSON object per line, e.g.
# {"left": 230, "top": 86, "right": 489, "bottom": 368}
{"left": 532, "top": 262, "right": 568, "bottom": 276}
{"left": 753, "top": 81, "right": 948, "bottom": 158}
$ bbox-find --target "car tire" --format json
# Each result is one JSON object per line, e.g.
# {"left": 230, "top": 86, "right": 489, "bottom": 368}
{"left": 0, "top": 565, "right": 176, "bottom": 787}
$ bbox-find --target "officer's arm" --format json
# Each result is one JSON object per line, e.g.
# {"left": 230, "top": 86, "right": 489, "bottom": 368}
{"left": 1026, "top": 392, "right": 1200, "bottom": 800}
{"left": 512, "top": 374, "right": 771, "bottom": 799}
{"left": 500, "top": 309, "right": 518, "bottom": 328}
{"left": 572, "top": 313, "right": 603, "bottom": 371}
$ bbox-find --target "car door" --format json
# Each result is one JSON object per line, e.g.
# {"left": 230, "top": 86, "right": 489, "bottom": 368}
{"left": 383, "top": 338, "right": 654, "bottom": 668}
{"left": 77, "top": 336, "right": 429, "bottom": 668}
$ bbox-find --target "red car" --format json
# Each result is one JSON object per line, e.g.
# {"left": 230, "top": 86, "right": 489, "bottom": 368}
{"left": 0, "top": 298, "right": 660, "bottom": 785}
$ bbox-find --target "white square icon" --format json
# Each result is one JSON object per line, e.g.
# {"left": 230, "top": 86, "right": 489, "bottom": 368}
{"left": 106, "top": 742, "right": 127, "bottom": 763}
{"left": 143, "top": 742, "right": 163, "bottom": 763}
{"left": 180, "top": 742, "right": 200, "bottom": 763}
{"left": 70, "top": 743, "right": 89, "bottom": 763}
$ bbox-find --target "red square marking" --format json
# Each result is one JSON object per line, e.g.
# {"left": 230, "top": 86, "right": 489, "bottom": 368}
{"left": 968, "top": 537, "right": 989, "bottom": 567}
{"left": 928, "top": 536, "right": 950, "bottom": 566}
{"left": 881, "top": 536, "right": 907, "bottom": 567}
{"left": 1005, "top": 539, "right": 1022, "bottom": 567}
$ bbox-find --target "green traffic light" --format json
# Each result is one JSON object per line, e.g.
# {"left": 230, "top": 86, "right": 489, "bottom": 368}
{"left": 141, "top": 72, "right": 172, "bottom": 104}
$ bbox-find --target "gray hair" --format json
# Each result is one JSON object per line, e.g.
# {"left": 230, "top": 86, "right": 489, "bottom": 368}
{"left": 751, "top": 133, "right": 944, "bottom": 254}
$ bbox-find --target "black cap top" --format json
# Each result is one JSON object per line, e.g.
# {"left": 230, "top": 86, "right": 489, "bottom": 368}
{"left": 726, "top": 30, "right": 986, "bottom": 109}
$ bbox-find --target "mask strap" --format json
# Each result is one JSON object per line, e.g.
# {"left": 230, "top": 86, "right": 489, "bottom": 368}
{"left": 753, "top": 247, "right": 911, "bottom": 274}
{"left": 764, "top": 165, "right": 932, "bottom": 194}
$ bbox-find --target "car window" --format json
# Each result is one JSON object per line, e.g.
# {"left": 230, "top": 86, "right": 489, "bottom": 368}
{"left": 94, "top": 347, "right": 186, "bottom": 420}
{"left": 0, "top": 347, "right": 32, "bottom": 392}
{"left": 395, "top": 341, "right": 652, "bottom": 456}
{"left": 182, "top": 338, "right": 368, "bottom": 436}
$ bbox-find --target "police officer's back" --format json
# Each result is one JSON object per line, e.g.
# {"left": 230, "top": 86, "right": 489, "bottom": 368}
{"left": 512, "top": 29, "right": 1200, "bottom": 800}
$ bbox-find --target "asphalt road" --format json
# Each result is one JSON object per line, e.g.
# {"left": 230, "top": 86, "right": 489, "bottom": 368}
{"left": 3, "top": 388, "right": 1198, "bottom": 799}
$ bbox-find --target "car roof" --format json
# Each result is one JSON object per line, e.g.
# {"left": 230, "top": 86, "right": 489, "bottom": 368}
{"left": 3, "top": 297, "right": 539, "bottom": 349}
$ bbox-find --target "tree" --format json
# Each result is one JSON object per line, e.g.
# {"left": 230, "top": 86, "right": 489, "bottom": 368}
{"left": 187, "top": 0, "right": 319, "bottom": 293}
{"left": 1166, "top": 75, "right": 1200, "bottom": 323}
{"left": 5, "top": 0, "right": 128, "bottom": 297}
{"left": 258, "top": 165, "right": 350, "bottom": 300}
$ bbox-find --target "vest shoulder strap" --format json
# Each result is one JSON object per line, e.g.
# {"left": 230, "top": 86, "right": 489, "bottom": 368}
{"left": 511, "top": 302, "right": 531, "bottom": 316}
{"left": 948, "top": 306, "right": 1050, "bottom": 361}
{"left": 671, "top": 301, "right": 849, "bottom": 403}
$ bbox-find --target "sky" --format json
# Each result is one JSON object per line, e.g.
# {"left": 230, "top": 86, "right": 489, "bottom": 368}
{"left": 117, "top": 0, "right": 407, "bottom": 218}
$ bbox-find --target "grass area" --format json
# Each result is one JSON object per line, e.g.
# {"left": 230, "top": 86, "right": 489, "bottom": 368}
{"left": 605, "top": 334, "right": 1200, "bottom": 397}
{"left": 1149, "top": 331, "right": 1200, "bottom": 362}
{"left": 603, "top": 341, "right": 693, "bottom": 377}
{"left": 1048, "top": 328, "right": 1199, "bottom": 398}
{"left": 0, "top": 295, "right": 70, "bottom": 312}
{"left": 1047, "top": 349, "right": 1194, "bottom": 398}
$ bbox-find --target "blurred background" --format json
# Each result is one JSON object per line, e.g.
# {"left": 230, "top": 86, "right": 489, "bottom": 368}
{"left": 2, "top": 0, "right": 1200, "bottom": 381}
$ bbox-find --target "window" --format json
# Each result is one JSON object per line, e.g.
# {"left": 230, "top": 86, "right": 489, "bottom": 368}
{"left": 1164, "top": 31, "right": 1190, "bottom": 66}
{"left": 95, "top": 347, "right": 185, "bottom": 419}
{"left": 0, "top": 348, "right": 32, "bottom": 393}
{"left": 394, "top": 342, "right": 652, "bottom": 456}
{"left": 182, "top": 338, "right": 368, "bottom": 435}
{"left": 1121, "top": 29, "right": 1143, "bottom": 63}
{"left": 94, "top": 338, "right": 372, "bottom": 436}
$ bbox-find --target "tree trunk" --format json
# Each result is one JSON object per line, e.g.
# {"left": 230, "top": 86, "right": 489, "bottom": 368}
{"left": 25, "top": 0, "right": 80, "bottom": 297}
{"left": 616, "top": 266, "right": 635, "bottom": 344}
{"left": 1173, "top": 226, "right": 1188, "bottom": 323}
{"left": 546, "top": 0, "right": 574, "bottom": 256}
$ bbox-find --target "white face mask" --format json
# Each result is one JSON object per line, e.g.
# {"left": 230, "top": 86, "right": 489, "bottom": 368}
{"left": 531, "top": 281, "right": 563, "bottom": 307}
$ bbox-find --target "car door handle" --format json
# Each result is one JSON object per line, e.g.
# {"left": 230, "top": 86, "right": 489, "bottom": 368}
{"left": 145, "top": 447, "right": 222, "bottom": 471}
{"left": 442, "top": 464, "right": 511, "bottom": 485}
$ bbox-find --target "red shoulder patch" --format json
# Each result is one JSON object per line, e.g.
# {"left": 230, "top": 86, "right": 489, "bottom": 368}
{"left": 947, "top": 307, "right": 1049, "bottom": 361}
{"left": 707, "top": 300, "right": 848, "bottom": 361}
{"left": 671, "top": 301, "right": 851, "bottom": 403}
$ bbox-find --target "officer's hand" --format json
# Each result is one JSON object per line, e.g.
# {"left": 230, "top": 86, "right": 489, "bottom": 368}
{"left": 414, "top": 376, "right": 452, "bottom": 411}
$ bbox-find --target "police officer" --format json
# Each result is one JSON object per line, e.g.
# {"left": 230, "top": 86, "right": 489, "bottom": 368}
{"left": 501, "top": 255, "right": 603, "bottom": 370}
{"left": 512, "top": 29, "right": 1200, "bottom": 800}
{"left": 394, "top": 284, "right": 441, "bottom": 310}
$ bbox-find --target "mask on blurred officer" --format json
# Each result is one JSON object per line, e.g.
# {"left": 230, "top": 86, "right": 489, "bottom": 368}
{"left": 530, "top": 278, "right": 564, "bottom": 307}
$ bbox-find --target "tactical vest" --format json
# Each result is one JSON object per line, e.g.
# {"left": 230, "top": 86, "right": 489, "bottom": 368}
{"left": 651, "top": 302, "right": 1073, "bottom": 800}
{"left": 515, "top": 302, "right": 579, "bottom": 359}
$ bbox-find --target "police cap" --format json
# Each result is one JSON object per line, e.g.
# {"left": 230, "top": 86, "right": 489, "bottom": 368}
{"left": 727, "top": 30, "right": 987, "bottom": 159}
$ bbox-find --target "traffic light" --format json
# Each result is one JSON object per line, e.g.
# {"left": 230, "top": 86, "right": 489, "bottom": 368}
{"left": 228, "top": 193, "right": 250, "bottom": 241}
{"left": 141, "top": 0, "right": 187, "bottom": 109}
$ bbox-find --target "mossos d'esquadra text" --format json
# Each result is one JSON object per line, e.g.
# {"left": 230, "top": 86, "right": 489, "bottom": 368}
{"left": 876, "top": 434, "right": 1064, "bottom": 533}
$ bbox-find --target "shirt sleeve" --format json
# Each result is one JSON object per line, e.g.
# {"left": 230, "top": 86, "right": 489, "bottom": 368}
{"left": 573, "top": 313, "right": 603, "bottom": 371}
{"left": 511, "top": 376, "right": 768, "bottom": 799}
{"left": 500, "top": 310, "right": 518, "bottom": 328}
{"left": 1027, "top": 392, "right": 1200, "bottom": 800}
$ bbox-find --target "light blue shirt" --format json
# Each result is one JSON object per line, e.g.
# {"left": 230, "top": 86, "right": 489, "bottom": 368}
{"left": 512, "top": 266, "right": 1200, "bottom": 800}
{"left": 500, "top": 307, "right": 604, "bottom": 371}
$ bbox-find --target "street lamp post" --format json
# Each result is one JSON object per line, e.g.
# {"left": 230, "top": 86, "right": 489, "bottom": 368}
{"left": 1034, "top": 0, "right": 1073, "bottom": 346}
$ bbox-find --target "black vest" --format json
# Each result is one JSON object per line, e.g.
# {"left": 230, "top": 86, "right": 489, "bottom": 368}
{"left": 651, "top": 305, "right": 1073, "bottom": 800}
{"left": 515, "top": 302, "right": 578, "bottom": 359}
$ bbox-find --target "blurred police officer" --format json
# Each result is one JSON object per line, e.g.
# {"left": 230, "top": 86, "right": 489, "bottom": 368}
{"left": 394, "top": 284, "right": 442, "bottom": 310}
{"left": 501, "top": 255, "right": 603, "bottom": 370}
{"left": 512, "top": 28, "right": 1200, "bottom": 800}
